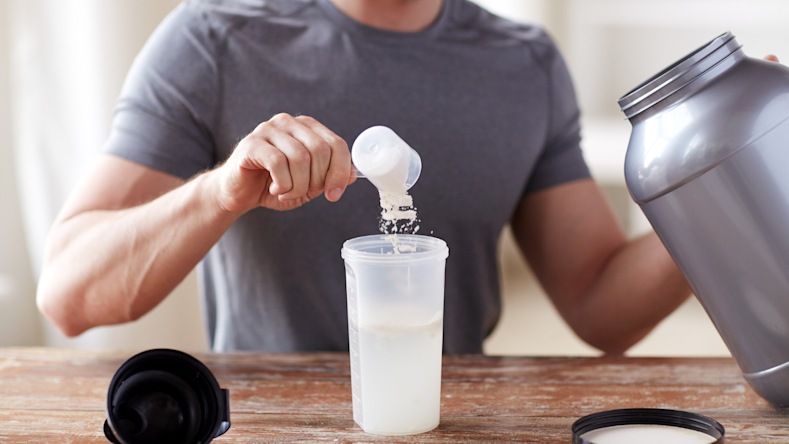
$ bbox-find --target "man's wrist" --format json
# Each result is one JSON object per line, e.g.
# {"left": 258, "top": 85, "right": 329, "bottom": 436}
{"left": 194, "top": 168, "right": 247, "bottom": 220}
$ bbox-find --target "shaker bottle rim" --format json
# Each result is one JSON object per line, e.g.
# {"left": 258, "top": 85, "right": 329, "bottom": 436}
{"left": 341, "top": 234, "right": 448, "bottom": 264}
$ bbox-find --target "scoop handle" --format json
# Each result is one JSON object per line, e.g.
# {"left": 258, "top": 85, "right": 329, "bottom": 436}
{"left": 352, "top": 165, "right": 367, "bottom": 179}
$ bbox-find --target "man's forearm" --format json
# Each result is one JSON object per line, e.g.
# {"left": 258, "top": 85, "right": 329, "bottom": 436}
{"left": 38, "top": 114, "right": 353, "bottom": 337}
{"left": 568, "top": 232, "right": 692, "bottom": 355}
{"left": 37, "top": 170, "right": 240, "bottom": 336}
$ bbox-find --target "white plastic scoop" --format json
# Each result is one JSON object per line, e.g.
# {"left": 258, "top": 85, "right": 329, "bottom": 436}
{"left": 351, "top": 126, "right": 422, "bottom": 195}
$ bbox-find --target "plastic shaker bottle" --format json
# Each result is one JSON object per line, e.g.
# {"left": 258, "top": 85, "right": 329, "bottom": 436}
{"left": 341, "top": 234, "right": 448, "bottom": 435}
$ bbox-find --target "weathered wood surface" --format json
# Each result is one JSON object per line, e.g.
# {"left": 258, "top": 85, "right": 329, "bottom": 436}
{"left": 0, "top": 348, "right": 788, "bottom": 443}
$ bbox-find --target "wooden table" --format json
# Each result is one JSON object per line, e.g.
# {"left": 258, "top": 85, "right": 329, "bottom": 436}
{"left": 1, "top": 348, "right": 788, "bottom": 443}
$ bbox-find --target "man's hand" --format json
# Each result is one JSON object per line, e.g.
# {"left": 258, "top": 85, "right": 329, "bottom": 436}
{"left": 212, "top": 113, "right": 355, "bottom": 213}
{"left": 765, "top": 55, "right": 779, "bottom": 62}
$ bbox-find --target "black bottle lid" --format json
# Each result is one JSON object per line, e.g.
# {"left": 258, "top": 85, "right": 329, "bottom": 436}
{"left": 104, "top": 349, "right": 230, "bottom": 444}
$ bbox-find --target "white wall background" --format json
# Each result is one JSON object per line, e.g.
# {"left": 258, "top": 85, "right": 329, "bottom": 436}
{"left": 1, "top": 0, "right": 788, "bottom": 354}
{"left": 0, "top": 0, "right": 41, "bottom": 347}
{"left": 3, "top": 0, "right": 205, "bottom": 352}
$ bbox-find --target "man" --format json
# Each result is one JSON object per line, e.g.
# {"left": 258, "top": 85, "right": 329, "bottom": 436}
{"left": 36, "top": 0, "right": 691, "bottom": 354}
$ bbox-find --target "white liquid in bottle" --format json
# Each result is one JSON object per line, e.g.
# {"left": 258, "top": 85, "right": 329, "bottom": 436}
{"left": 352, "top": 310, "right": 443, "bottom": 435}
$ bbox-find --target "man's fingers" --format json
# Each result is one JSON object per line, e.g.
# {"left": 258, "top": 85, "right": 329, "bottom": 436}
{"left": 237, "top": 139, "right": 293, "bottom": 196}
{"left": 325, "top": 146, "right": 353, "bottom": 202}
{"left": 284, "top": 117, "right": 333, "bottom": 193}
{"left": 265, "top": 130, "right": 312, "bottom": 200}
{"left": 236, "top": 113, "right": 351, "bottom": 206}
{"left": 765, "top": 54, "right": 779, "bottom": 63}
{"left": 296, "top": 116, "right": 352, "bottom": 202}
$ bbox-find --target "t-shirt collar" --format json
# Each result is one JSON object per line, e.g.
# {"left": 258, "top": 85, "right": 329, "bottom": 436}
{"left": 316, "top": 0, "right": 453, "bottom": 42}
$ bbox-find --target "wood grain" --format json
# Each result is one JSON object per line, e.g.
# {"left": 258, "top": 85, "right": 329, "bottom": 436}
{"left": 0, "top": 348, "right": 787, "bottom": 443}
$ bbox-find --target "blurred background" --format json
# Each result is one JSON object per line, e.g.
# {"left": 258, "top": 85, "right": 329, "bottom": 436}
{"left": 1, "top": 0, "right": 787, "bottom": 354}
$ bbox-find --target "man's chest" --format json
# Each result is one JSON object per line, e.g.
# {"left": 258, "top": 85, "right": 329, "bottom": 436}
{"left": 214, "top": 40, "right": 552, "bottom": 222}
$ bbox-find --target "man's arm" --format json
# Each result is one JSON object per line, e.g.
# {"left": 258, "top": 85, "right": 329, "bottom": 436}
{"left": 510, "top": 178, "right": 691, "bottom": 355}
{"left": 38, "top": 114, "right": 353, "bottom": 337}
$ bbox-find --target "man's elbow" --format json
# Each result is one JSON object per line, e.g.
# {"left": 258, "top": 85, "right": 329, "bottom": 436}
{"left": 574, "top": 324, "right": 649, "bottom": 356}
{"left": 36, "top": 276, "right": 89, "bottom": 338}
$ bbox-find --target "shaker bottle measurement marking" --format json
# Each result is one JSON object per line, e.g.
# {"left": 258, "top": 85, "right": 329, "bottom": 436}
{"left": 345, "top": 264, "right": 365, "bottom": 426}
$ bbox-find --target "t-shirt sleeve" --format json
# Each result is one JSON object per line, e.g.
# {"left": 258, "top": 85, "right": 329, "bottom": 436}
{"left": 103, "top": 2, "right": 219, "bottom": 180}
{"left": 523, "top": 40, "right": 591, "bottom": 194}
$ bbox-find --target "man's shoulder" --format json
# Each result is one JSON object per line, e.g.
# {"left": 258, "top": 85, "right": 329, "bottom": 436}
{"left": 166, "top": 0, "right": 322, "bottom": 50}
{"left": 185, "top": 0, "right": 315, "bottom": 17}
{"left": 445, "top": 0, "right": 559, "bottom": 58}
{"left": 179, "top": 0, "right": 318, "bottom": 34}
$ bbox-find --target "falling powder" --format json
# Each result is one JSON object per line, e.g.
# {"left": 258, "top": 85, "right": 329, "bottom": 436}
{"left": 379, "top": 192, "right": 419, "bottom": 235}
{"left": 379, "top": 192, "right": 420, "bottom": 254}
{"left": 385, "top": 234, "right": 417, "bottom": 254}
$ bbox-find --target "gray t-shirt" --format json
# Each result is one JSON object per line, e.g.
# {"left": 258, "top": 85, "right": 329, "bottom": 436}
{"left": 104, "top": 0, "right": 590, "bottom": 353}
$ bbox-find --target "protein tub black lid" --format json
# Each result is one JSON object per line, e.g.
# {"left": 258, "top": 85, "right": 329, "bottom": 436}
{"left": 572, "top": 408, "right": 724, "bottom": 444}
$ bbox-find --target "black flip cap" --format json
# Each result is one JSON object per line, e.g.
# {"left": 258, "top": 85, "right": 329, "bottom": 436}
{"left": 104, "top": 349, "right": 230, "bottom": 444}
